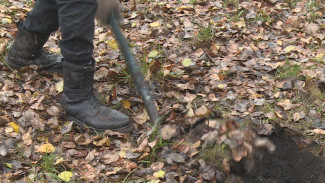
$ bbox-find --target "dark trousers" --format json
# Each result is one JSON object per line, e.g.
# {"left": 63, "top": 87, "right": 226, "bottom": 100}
{"left": 23, "top": 0, "right": 97, "bottom": 64}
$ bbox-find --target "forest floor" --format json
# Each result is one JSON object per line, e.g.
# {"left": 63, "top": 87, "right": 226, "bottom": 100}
{"left": 0, "top": 0, "right": 325, "bottom": 182}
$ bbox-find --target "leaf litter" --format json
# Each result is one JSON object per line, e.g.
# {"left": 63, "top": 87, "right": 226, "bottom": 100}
{"left": 0, "top": 0, "right": 325, "bottom": 182}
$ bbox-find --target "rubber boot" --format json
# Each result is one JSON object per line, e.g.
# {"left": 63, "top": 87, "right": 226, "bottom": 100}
{"left": 4, "top": 22, "right": 62, "bottom": 72}
{"left": 59, "top": 60, "right": 133, "bottom": 132}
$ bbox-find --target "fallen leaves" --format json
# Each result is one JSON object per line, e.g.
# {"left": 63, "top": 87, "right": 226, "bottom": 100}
{"left": 181, "top": 58, "right": 193, "bottom": 67}
{"left": 58, "top": 171, "right": 73, "bottom": 182}
{"left": 277, "top": 99, "right": 297, "bottom": 110}
{"left": 1, "top": 0, "right": 325, "bottom": 182}
{"left": 134, "top": 110, "right": 149, "bottom": 124}
{"left": 160, "top": 124, "right": 180, "bottom": 140}
{"left": 36, "top": 143, "right": 55, "bottom": 153}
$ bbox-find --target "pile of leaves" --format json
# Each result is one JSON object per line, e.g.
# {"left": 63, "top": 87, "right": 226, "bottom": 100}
{"left": 0, "top": 0, "right": 324, "bottom": 182}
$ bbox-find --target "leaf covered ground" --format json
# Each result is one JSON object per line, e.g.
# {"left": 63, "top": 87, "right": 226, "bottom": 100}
{"left": 0, "top": 0, "right": 325, "bottom": 182}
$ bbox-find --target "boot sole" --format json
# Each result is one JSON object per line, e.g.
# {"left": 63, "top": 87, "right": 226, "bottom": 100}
{"left": 66, "top": 114, "right": 135, "bottom": 133}
{"left": 4, "top": 58, "right": 62, "bottom": 74}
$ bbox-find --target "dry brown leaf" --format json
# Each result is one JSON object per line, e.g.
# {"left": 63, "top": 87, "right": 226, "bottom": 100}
{"left": 46, "top": 106, "right": 60, "bottom": 116}
{"left": 277, "top": 99, "right": 295, "bottom": 110}
{"left": 22, "top": 127, "right": 32, "bottom": 146}
{"left": 75, "top": 134, "right": 92, "bottom": 146}
{"left": 195, "top": 105, "right": 210, "bottom": 117}
{"left": 161, "top": 124, "right": 179, "bottom": 140}
{"left": 308, "top": 129, "right": 325, "bottom": 135}
{"left": 102, "top": 153, "right": 120, "bottom": 164}
{"left": 134, "top": 111, "right": 149, "bottom": 125}
{"left": 93, "top": 137, "right": 110, "bottom": 147}
{"left": 293, "top": 111, "right": 306, "bottom": 122}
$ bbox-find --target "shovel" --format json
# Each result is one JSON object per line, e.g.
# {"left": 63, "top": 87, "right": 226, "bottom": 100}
{"left": 108, "top": 13, "right": 160, "bottom": 134}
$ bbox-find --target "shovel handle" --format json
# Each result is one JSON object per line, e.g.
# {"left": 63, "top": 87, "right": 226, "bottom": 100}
{"left": 109, "top": 13, "right": 160, "bottom": 126}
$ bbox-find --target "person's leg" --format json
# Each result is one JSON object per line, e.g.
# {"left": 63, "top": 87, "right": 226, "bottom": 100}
{"left": 5, "top": 0, "right": 62, "bottom": 72}
{"left": 57, "top": 0, "right": 133, "bottom": 132}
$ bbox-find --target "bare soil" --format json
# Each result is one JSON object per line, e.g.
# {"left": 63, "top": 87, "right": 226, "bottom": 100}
{"left": 240, "top": 129, "right": 325, "bottom": 183}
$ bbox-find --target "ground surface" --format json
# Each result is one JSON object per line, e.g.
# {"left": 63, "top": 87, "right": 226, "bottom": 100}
{"left": 0, "top": 0, "right": 325, "bottom": 182}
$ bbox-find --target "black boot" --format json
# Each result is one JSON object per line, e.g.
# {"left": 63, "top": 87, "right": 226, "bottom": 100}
{"left": 4, "top": 22, "right": 62, "bottom": 72}
{"left": 59, "top": 60, "right": 133, "bottom": 132}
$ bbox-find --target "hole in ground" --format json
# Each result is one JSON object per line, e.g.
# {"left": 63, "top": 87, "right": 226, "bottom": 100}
{"left": 240, "top": 129, "right": 325, "bottom": 183}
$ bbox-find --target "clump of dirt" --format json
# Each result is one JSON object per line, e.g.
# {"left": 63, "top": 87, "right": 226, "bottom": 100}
{"left": 240, "top": 129, "right": 325, "bottom": 183}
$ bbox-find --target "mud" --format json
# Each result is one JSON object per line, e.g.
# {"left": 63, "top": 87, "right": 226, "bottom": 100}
{"left": 240, "top": 129, "right": 325, "bottom": 183}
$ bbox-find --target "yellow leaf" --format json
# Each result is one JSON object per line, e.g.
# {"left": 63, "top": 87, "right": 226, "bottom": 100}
{"left": 181, "top": 58, "right": 192, "bottom": 67}
{"left": 113, "top": 167, "right": 122, "bottom": 172}
{"left": 106, "top": 39, "right": 119, "bottom": 50}
{"left": 119, "top": 151, "right": 126, "bottom": 158}
{"left": 131, "top": 22, "right": 137, "bottom": 27}
{"left": 4, "top": 163, "right": 13, "bottom": 169}
{"left": 283, "top": 45, "right": 295, "bottom": 53}
{"left": 277, "top": 40, "right": 282, "bottom": 45}
{"left": 315, "top": 53, "right": 324, "bottom": 58}
{"left": 236, "top": 19, "right": 246, "bottom": 28}
{"left": 130, "top": 12, "right": 137, "bottom": 19}
{"left": 54, "top": 158, "right": 64, "bottom": 165}
{"left": 186, "top": 107, "right": 195, "bottom": 117}
{"left": 8, "top": 122, "right": 19, "bottom": 133}
{"left": 5, "top": 127, "right": 14, "bottom": 133}
{"left": 1, "top": 18, "right": 12, "bottom": 24}
{"left": 252, "top": 93, "right": 263, "bottom": 98}
{"left": 55, "top": 80, "right": 63, "bottom": 93}
{"left": 320, "top": 23, "right": 325, "bottom": 29}
{"left": 122, "top": 100, "right": 131, "bottom": 110}
{"left": 58, "top": 171, "right": 73, "bottom": 182}
{"left": 36, "top": 143, "right": 55, "bottom": 153}
{"left": 148, "top": 50, "right": 159, "bottom": 58}
{"left": 217, "top": 84, "right": 226, "bottom": 89}
{"left": 150, "top": 21, "right": 160, "bottom": 28}
{"left": 153, "top": 170, "right": 165, "bottom": 178}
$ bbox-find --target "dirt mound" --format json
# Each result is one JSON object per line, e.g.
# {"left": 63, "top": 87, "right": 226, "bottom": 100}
{"left": 240, "top": 130, "right": 325, "bottom": 183}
